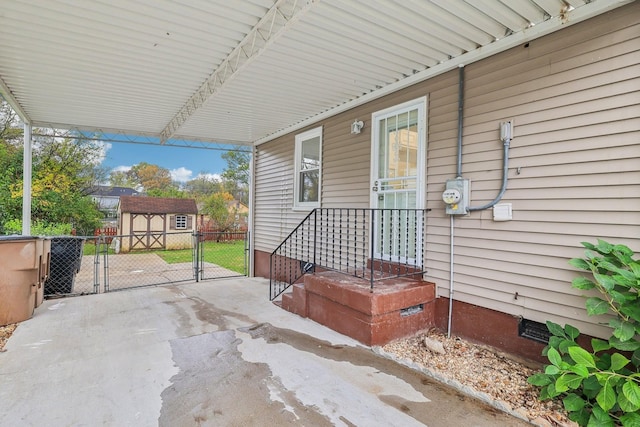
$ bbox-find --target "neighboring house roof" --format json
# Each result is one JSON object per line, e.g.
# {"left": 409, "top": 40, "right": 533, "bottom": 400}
{"left": 226, "top": 200, "right": 248, "bottom": 213}
{"left": 119, "top": 196, "right": 198, "bottom": 215}
{"left": 90, "top": 186, "right": 139, "bottom": 197}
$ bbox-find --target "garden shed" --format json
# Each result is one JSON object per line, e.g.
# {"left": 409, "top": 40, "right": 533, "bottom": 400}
{"left": 118, "top": 196, "right": 198, "bottom": 252}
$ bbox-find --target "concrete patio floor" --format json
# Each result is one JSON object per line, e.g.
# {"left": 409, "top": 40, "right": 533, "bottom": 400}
{"left": 0, "top": 278, "right": 531, "bottom": 426}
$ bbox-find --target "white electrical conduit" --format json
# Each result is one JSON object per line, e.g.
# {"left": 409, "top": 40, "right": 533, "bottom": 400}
{"left": 447, "top": 214, "right": 455, "bottom": 337}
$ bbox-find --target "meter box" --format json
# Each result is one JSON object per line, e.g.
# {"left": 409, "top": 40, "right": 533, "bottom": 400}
{"left": 442, "top": 178, "right": 470, "bottom": 215}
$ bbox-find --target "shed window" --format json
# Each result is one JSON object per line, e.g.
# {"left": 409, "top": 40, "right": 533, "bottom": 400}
{"left": 175, "top": 215, "right": 187, "bottom": 229}
{"left": 294, "top": 126, "right": 322, "bottom": 209}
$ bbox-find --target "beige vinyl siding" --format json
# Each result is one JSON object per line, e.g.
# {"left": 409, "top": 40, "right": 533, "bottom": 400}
{"left": 321, "top": 116, "right": 370, "bottom": 208}
{"left": 253, "top": 2, "right": 639, "bottom": 338}
{"left": 425, "top": 3, "right": 639, "bottom": 338}
{"left": 253, "top": 137, "right": 303, "bottom": 252}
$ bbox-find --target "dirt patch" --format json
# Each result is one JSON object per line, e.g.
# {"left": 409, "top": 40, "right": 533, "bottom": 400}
{"left": 0, "top": 323, "right": 17, "bottom": 351}
{"left": 382, "top": 329, "right": 575, "bottom": 427}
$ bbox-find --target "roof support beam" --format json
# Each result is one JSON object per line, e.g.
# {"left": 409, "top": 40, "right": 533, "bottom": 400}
{"left": 159, "top": 0, "right": 316, "bottom": 144}
{"left": 0, "top": 76, "right": 31, "bottom": 125}
{"left": 30, "top": 124, "right": 252, "bottom": 152}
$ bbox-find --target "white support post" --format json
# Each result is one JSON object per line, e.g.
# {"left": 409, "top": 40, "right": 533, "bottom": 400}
{"left": 248, "top": 144, "right": 256, "bottom": 277}
{"left": 22, "top": 123, "right": 32, "bottom": 236}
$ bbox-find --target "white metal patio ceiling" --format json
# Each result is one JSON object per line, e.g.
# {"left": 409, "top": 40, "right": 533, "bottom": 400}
{"left": 0, "top": 0, "right": 632, "bottom": 148}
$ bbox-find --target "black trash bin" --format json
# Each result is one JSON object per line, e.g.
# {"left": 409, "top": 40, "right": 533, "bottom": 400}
{"left": 44, "top": 236, "right": 85, "bottom": 295}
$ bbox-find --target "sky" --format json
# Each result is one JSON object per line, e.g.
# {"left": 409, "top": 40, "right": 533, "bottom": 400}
{"left": 100, "top": 141, "right": 228, "bottom": 184}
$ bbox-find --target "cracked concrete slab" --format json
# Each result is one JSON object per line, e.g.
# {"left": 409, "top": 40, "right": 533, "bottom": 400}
{"left": 0, "top": 277, "right": 531, "bottom": 426}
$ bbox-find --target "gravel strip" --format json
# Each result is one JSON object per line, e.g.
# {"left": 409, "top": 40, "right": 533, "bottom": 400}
{"left": 0, "top": 323, "right": 17, "bottom": 352}
{"left": 379, "top": 329, "right": 576, "bottom": 427}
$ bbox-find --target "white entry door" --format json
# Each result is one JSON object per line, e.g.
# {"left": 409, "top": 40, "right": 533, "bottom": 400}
{"left": 370, "top": 97, "right": 427, "bottom": 262}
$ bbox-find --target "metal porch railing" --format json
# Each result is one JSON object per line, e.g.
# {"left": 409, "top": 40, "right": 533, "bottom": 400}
{"left": 269, "top": 208, "right": 427, "bottom": 300}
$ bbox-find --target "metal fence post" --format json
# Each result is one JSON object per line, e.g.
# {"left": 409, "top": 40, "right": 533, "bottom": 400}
{"left": 193, "top": 231, "right": 200, "bottom": 282}
{"left": 103, "top": 236, "right": 110, "bottom": 293}
{"left": 93, "top": 235, "right": 101, "bottom": 294}
{"left": 244, "top": 231, "right": 249, "bottom": 276}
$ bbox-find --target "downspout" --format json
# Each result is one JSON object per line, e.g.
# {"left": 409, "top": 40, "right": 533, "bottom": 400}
{"left": 22, "top": 122, "right": 32, "bottom": 236}
{"left": 448, "top": 65, "right": 464, "bottom": 337}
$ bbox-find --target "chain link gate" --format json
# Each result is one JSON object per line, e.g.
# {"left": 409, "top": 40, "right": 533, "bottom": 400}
{"left": 194, "top": 231, "right": 249, "bottom": 281}
{"left": 45, "top": 231, "right": 247, "bottom": 297}
{"left": 44, "top": 236, "right": 97, "bottom": 296}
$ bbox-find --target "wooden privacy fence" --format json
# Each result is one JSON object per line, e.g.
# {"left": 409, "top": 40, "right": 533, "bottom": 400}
{"left": 94, "top": 227, "right": 117, "bottom": 244}
{"left": 94, "top": 226, "right": 246, "bottom": 243}
{"left": 197, "top": 226, "right": 247, "bottom": 241}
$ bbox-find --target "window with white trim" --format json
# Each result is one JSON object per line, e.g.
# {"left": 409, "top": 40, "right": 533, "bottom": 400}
{"left": 175, "top": 215, "right": 187, "bottom": 229}
{"left": 294, "top": 126, "right": 322, "bottom": 209}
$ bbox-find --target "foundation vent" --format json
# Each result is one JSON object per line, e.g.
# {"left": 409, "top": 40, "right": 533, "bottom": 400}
{"left": 400, "top": 304, "right": 424, "bottom": 317}
{"left": 518, "top": 318, "right": 550, "bottom": 344}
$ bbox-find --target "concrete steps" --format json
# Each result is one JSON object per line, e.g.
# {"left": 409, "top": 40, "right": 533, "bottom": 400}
{"left": 278, "top": 271, "right": 436, "bottom": 346}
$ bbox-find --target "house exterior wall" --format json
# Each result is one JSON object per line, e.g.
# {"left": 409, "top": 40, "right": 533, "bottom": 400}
{"left": 253, "top": 3, "right": 640, "bottom": 345}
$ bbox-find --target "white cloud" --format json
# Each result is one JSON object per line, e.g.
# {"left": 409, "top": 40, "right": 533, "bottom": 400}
{"left": 170, "top": 167, "right": 193, "bottom": 183}
{"left": 112, "top": 165, "right": 132, "bottom": 173}
{"left": 92, "top": 141, "right": 111, "bottom": 165}
{"left": 195, "top": 172, "right": 222, "bottom": 182}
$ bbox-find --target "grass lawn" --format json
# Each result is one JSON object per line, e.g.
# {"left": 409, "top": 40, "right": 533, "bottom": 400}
{"left": 157, "top": 240, "right": 246, "bottom": 274}
{"left": 83, "top": 239, "right": 246, "bottom": 274}
{"left": 83, "top": 241, "right": 115, "bottom": 255}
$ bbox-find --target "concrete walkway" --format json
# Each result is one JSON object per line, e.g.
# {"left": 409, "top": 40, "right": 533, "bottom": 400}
{"left": 0, "top": 278, "right": 531, "bottom": 426}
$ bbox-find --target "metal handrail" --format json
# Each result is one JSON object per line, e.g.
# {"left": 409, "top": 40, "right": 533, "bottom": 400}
{"left": 269, "top": 208, "right": 428, "bottom": 300}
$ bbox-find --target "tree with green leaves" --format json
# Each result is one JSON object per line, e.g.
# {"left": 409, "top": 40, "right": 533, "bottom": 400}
{"left": 183, "top": 174, "right": 222, "bottom": 202}
{"left": 221, "top": 148, "right": 250, "bottom": 205}
{"left": 0, "top": 97, "right": 22, "bottom": 145}
{"left": 129, "top": 162, "right": 176, "bottom": 193}
{"left": 201, "top": 192, "right": 237, "bottom": 232}
{"left": 108, "top": 169, "right": 139, "bottom": 189}
{"left": 0, "top": 139, "right": 23, "bottom": 229}
{"left": 0, "top": 97, "right": 105, "bottom": 235}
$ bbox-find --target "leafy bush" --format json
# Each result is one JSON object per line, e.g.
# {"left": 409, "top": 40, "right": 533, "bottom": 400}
{"left": 2, "top": 219, "right": 72, "bottom": 236}
{"left": 528, "top": 240, "right": 640, "bottom": 426}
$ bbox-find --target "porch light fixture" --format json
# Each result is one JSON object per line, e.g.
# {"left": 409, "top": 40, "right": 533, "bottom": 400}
{"left": 351, "top": 120, "right": 364, "bottom": 134}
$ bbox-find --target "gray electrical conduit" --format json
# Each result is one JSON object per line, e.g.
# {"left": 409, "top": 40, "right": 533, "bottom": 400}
{"left": 467, "top": 138, "right": 511, "bottom": 212}
{"left": 447, "top": 64, "right": 512, "bottom": 337}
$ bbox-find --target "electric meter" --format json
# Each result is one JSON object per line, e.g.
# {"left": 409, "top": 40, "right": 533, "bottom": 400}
{"left": 443, "top": 178, "right": 470, "bottom": 215}
{"left": 442, "top": 189, "right": 461, "bottom": 204}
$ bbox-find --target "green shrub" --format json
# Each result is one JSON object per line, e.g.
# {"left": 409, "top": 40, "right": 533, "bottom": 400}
{"left": 2, "top": 219, "right": 73, "bottom": 236}
{"left": 528, "top": 240, "right": 640, "bottom": 426}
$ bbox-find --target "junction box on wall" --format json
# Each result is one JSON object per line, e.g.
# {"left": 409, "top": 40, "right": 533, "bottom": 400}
{"left": 442, "top": 177, "right": 470, "bottom": 215}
